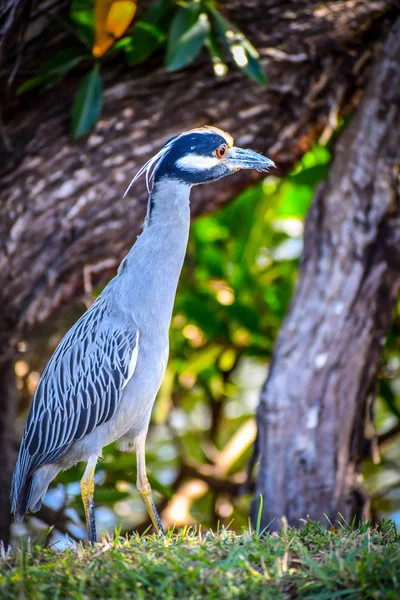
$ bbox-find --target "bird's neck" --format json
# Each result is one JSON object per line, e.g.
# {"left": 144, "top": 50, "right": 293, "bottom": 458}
{"left": 117, "top": 178, "right": 191, "bottom": 329}
{"left": 144, "top": 178, "right": 191, "bottom": 229}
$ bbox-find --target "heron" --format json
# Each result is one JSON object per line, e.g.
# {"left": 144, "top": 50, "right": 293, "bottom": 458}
{"left": 11, "top": 126, "right": 275, "bottom": 543}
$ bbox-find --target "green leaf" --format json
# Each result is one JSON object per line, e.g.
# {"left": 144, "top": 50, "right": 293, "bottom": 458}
{"left": 166, "top": 4, "right": 210, "bottom": 72}
{"left": 168, "top": 1, "right": 202, "bottom": 42}
{"left": 71, "top": 65, "right": 103, "bottom": 138}
{"left": 110, "top": 36, "right": 132, "bottom": 52}
{"left": 44, "top": 47, "right": 90, "bottom": 73}
{"left": 180, "top": 345, "right": 222, "bottom": 377}
{"left": 225, "top": 303, "right": 259, "bottom": 332}
{"left": 17, "top": 48, "right": 89, "bottom": 95}
{"left": 289, "top": 164, "right": 329, "bottom": 187}
{"left": 17, "top": 74, "right": 55, "bottom": 95}
{"left": 380, "top": 379, "right": 400, "bottom": 421}
{"left": 177, "top": 296, "right": 228, "bottom": 337}
{"left": 126, "top": 22, "right": 166, "bottom": 65}
{"left": 207, "top": 5, "right": 266, "bottom": 86}
{"left": 70, "top": 0, "right": 95, "bottom": 47}
{"left": 125, "top": 0, "right": 174, "bottom": 66}
{"left": 204, "top": 27, "right": 228, "bottom": 77}
{"left": 194, "top": 217, "right": 229, "bottom": 242}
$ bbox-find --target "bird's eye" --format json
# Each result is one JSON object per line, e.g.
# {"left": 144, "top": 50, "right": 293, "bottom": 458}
{"left": 216, "top": 144, "right": 227, "bottom": 159}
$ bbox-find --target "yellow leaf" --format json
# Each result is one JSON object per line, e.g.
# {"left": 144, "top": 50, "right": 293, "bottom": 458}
{"left": 93, "top": 0, "right": 136, "bottom": 58}
{"left": 107, "top": 1, "right": 136, "bottom": 38}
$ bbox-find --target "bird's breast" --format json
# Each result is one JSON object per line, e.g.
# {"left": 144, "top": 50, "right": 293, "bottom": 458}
{"left": 107, "top": 333, "right": 169, "bottom": 442}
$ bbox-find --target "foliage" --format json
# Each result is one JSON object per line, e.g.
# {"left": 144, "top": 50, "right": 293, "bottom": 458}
{"left": 1, "top": 521, "right": 399, "bottom": 599}
{"left": 17, "top": 0, "right": 265, "bottom": 138}
{"left": 70, "top": 63, "right": 103, "bottom": 138}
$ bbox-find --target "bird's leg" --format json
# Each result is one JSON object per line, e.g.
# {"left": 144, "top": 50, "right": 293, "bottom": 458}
{"left": 81, "top": 455, "right": 98, "bottom": 543}
{"left": 136, "top": 436, "right": 165, "bottom": 536}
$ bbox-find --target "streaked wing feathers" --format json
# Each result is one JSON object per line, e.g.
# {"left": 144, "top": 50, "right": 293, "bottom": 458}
{"left": 22, "top": 298, "right": 139, "bottom": 471}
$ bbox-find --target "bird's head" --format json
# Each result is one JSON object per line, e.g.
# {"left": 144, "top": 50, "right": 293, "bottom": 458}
{"left": 124, "top": 126, "right": 275, "bottom": 196}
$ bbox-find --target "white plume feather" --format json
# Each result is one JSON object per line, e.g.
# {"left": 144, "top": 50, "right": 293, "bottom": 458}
{"left": 123, "top": 137, "right": 179, "bottom": 197}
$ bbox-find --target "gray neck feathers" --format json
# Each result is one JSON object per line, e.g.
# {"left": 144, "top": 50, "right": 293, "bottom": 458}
{"left": 144, "top": 178, "right": 190, "bottom": 227}
{"left": 115, "top": 178, "right": 191, "bottom": 329}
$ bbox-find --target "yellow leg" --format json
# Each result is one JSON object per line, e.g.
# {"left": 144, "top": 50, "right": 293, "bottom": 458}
{"left": 136, "top": 437, "right": 165, "bottom": 535}
{"left": 81, "top": 455, "right": 98, "bottom": 543}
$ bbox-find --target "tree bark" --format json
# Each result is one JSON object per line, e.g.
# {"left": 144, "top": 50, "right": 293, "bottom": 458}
{"left": 0, "top": 1, "right": 396, "bottom": 358}
{"left": 252, "top": 16, "right": 400, "bottom": 531}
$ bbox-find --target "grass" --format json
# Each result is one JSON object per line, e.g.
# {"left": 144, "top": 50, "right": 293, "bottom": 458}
{"left": 0, "top": 520, "right": 399, "bottom": 599}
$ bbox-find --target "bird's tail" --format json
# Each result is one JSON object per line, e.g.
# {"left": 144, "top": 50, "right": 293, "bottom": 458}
{"left": 10, "top": 447, "right": 32, "bottom": 522}
{"left": 11, "top": 449, "right": 60, "bottom": 521}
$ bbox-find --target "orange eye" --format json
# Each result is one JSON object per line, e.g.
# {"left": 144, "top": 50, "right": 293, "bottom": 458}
{"left": 216, "top": 144, "right": 227, "bottom": 159}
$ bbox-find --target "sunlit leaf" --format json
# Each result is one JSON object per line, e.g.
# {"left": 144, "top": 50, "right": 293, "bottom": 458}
{"left": 207, "top": 5, "right": 266, "bottom": 86}
{"left": 180, "top": 345, "right": 222, "bottom": 377}
{"left": 70, "top": 0, "right": 95, "bottom": 47}
{"left": 276, "top": 181, "right": 314, "bottom": 218}
{"left": 290, "top": 164, "right": 329, "bottom": 187}
{"left": 205, "top": 27, "right": 228, "bottom": 77}
{"left": 110, "top": 36, "right": 132, "bottom": 51}
{"left": 193, "top": 217, "right": 229, "bottom": 242}
{"left": 166, "top": 4, "right": 210, "bottom": 72}
{"left": 71, "top": 65, "right": 103, "bottom": 138}
{"left": 218, "top": 348, "right": 237, "bottom": 371}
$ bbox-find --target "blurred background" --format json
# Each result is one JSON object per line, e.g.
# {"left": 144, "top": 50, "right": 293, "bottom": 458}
{"left": 1, "top": 0, "right": 399, "bottom": 546}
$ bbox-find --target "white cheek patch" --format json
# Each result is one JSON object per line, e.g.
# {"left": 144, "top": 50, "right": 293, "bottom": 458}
{"left": 176, "top": 154, "right": 220, "bottom": 171}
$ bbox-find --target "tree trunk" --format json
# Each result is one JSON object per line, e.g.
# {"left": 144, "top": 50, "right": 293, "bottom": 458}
{"left": 252, "top": 16, "right": 400, "bottom": 531}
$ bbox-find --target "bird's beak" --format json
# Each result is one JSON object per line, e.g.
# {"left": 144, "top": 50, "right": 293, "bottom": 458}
{"left": 226, "top": 147, "right": 275, "bottom": 172}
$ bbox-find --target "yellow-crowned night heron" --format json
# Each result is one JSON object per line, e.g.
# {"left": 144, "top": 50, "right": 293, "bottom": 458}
{"left": 11, "top": 126, "right": 274, "bottom": 543}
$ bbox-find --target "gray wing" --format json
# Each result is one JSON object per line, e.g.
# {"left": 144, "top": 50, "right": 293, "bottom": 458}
{"left": 19, "top": 296, "right": 139, "bottom": 474}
